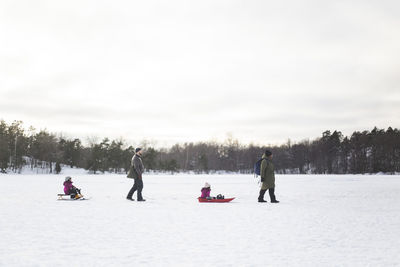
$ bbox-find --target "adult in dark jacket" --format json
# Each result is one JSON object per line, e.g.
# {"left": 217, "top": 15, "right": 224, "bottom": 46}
{"left": 258, "top": 150, "right": 279, "bottom": 203}
{"left": 127, "top": 148, "right": 145, "bottom": 201}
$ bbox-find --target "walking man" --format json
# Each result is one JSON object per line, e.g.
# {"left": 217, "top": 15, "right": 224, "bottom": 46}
{"left": 258, "top": 150, "right": 279, "bottom": 203}
{"left": 127, "top": 148, "right": 145, "bottom": 201}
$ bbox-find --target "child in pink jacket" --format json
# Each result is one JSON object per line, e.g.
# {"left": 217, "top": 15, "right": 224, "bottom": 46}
{"left": 200, "top": 182, "right": 211, "bottom": 199}
{"left": 63, "top": 176, "right": 82, "bottom": 199}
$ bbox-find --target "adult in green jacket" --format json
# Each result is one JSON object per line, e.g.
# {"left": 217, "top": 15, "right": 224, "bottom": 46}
{"left": 258, "top": 150, "right": 279, "bottom": 203}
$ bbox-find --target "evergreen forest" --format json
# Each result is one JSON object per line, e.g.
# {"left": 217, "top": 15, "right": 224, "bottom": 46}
{"left": 1, "top": 120, "right": 399, "bottom": 174}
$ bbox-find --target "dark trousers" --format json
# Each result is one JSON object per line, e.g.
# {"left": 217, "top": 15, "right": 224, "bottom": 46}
{"left": 69, "top": 187, "right": 81, "bottom": 198}
{"left": 258, "top": 188, "right": 276, "bottom": 202}
{"left": 127, "top": 178, "right": 143, "bottom": 200}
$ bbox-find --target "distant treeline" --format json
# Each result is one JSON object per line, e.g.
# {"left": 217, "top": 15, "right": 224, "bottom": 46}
{"left": 1, "top": 120, "right": 399, "bottom": 174}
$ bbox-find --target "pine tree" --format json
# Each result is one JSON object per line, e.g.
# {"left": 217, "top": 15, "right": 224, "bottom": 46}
{"left": 55, "top": 162, "right": 61, "bottom": 174}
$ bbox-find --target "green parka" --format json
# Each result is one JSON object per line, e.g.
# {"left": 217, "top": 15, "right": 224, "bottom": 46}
{"left": 260, "top": 153, "right": 275, "bottom": 190}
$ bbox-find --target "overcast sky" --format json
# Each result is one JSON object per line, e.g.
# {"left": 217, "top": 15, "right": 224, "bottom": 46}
{"left": 1, "top": 0, "right": 399, "bottom": 147}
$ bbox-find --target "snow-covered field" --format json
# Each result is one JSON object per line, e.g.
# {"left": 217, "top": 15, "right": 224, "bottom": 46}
{"left": 1, "top": 174, "right": 399, "bottom": 267}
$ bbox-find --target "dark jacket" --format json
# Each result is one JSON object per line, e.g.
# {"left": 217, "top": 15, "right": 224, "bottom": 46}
{"left": 260, "top": 154, "right": 275, "bottom": 189}
{"left": 131, "top": 154, "right": 144, "bottom": 179}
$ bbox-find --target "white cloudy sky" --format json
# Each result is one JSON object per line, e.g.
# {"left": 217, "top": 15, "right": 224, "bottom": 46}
{"left": 1, "top": 0, "right": 399, "bottom": 147}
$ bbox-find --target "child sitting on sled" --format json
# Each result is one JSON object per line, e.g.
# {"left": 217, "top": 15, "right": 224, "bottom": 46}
{"left": 200, "top": 182, "right": 212, "bottom": 199}
{"left": 63, "top": 176, "right": 82, "bottom": 199}
{"left": 200, "top": 182, "right": 225, "bottom": 200}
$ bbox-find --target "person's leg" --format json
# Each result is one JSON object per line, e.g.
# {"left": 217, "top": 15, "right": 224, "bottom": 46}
{"left": 72, "top": 187, "right": 82, "bottom": 199}
{"left": 69, "top": 187, "right": 78, "bottom": 199}
{"left": 258, "top": 189, "right": 267, "bottom": 202}
{"left": 269, "top": 188, "right": 279, "bottom": 203}
{"left": 137, "top": 179, "right": 145, "bottom": 201}
{"left": 127, "top": 180, "right": 138, "bottom": 200}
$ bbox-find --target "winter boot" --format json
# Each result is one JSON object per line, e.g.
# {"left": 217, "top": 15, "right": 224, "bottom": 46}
{"left": 258, "top": 189, "right": 267, "bottom": 203}
{"left": 137, "top": 189, "right": 144, "bottom": 201}
{"left": 269, "top": 188, "right": 279, "bottom": 203}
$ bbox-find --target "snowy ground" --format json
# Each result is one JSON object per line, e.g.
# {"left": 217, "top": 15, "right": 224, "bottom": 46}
{"left": 1, "top": 174, "right": 399, "bottom": 267}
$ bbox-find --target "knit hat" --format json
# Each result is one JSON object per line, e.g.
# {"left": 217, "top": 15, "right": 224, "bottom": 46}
{"left": 264, "top": 150, "right": 272, "bottom": 157}
{"left": 65, "top": 176, "right": 72, "bottom": 182}
{"left": 135, "top": 147, "right": 142, "bottom": 153}
{"left": 204, "top": 182, "right": 211, "bottom": 188}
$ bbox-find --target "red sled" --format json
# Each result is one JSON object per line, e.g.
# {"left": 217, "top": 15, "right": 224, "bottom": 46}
{"left": 198, "top": 197, "right": 235, "bottom": 203}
